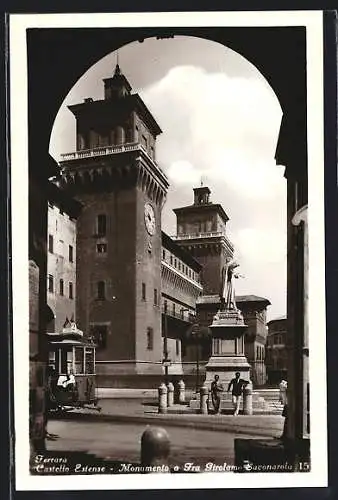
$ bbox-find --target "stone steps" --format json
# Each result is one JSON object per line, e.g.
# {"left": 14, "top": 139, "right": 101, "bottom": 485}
{"left": 189, "top": 391, "right": 284, "bottom": 415}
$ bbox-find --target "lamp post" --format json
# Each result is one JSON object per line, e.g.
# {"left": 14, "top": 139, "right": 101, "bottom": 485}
{"left": 163, "top": 301, "right": 169, "bottom": 386}
{"left": 191, "top": 321, "right": 201, "bottom": 393}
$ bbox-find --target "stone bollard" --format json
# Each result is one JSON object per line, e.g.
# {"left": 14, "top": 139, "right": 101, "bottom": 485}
{"left": 243, "top": 382, "right": 253, "bottom": 415}
{"left": 158, "top": 383, "right": 168, "bottom": 414}
{"left": 200, "top": 385, "right": 209, "bottom": 414}
{"left": 167, "top": 382, "right": 174, "bottom": 407}
{"left": 178, "top": 379, "right": 185, "bottom": 404}
{"left": 141, "top": 426, "right": 171, "bottom": 471}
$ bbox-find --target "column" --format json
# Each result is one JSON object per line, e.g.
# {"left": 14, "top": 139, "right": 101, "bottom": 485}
{"left": 292, "top": 205, "right": 309, "bottom": 439}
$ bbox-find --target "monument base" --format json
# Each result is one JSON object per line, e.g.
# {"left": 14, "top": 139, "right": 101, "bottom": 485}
{"left": 205, "top": 355, "right": 251, "bottom": 387}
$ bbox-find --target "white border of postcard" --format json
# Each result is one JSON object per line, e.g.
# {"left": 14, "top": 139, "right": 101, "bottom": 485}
{"left": 10, "top": 10, "right": 327, "bottom": 490}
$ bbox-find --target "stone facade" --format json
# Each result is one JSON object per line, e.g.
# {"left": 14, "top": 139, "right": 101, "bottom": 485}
{"left": 59, "top": 65, "right": 168, "bottom": 378}
{"left": 161, "top": 232, "right": 203, "bottom": 375}
{"left": 47, "top": 188, "right": 80, "bottom": 333}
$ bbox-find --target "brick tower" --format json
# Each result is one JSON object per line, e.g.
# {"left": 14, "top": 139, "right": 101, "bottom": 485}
{"left": 59, "top": 64, "right": 169, "bottom": 376}
{"left": 173, "top": 185, "right": 234, "bottom": 293}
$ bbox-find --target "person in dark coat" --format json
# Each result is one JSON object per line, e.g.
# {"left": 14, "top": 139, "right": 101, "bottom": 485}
{"left": 227, "top": 372, "right": 248, "bottom": 415}
{"left": 211, "top": 375, "right": 224, "bottom": 414}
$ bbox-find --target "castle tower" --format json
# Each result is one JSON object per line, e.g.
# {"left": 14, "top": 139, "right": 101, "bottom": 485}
{"left": 173, "top": 185, "right": 234, "bottom": 294}
{"left": 59, "top": 64, "right": 169, "bottom": 376}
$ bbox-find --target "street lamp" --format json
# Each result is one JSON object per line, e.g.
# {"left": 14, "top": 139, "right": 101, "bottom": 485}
{"left": 163, "top": 301, "right": 170, "bottom": 385}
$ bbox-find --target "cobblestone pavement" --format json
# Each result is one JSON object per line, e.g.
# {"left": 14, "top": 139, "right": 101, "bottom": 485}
{"left": 50, "top": 398, "right": 284, "bottom": 438}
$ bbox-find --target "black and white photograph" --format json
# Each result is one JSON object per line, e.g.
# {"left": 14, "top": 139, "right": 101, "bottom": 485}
{"left": 10, "top": 11, "right": 328, "bottom": 490}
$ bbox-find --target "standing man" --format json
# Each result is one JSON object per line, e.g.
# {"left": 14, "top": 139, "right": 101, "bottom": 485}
{"left": 279, "top": 379, "right": 288, "bottom": 440}
{"left": 228, "top": 372, "right": 248, "bottom": 416}
{"left": 211, "top": 374, "right": 224, "bottom": 414}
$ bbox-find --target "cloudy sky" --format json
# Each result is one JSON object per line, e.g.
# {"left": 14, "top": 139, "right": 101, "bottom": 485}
{"left": 49, "top": 36, "right": 286, "bottom": 321}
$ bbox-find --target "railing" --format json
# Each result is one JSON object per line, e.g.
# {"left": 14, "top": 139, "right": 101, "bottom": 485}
{"left": 60, "top": 142, "right": 141, "bottom": 161}
{"left": 162, "top": 305, "right": 196, "bottom": 322}
{"left": 171, "top": 232, "right": 225, "bottom": 240}
{"left": 60, "top": 143, "right": 167, "bottom": 178}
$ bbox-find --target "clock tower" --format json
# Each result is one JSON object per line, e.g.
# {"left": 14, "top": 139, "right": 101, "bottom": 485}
{"left": 59, "top": 64, "right": 169, "bottom": 377}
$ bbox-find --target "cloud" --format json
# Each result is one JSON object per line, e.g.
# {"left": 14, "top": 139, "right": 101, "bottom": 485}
{"left": 167, "top": 160, "right": 201, "bottom": 185}
{"left": 142, "top": 65, "right": 283, "bottom": 200}
{"left": 142, "top": 65, "right": 286, "bottom": 319}
{"left": 232, "top": 227, "right": 287, "bottom": 265}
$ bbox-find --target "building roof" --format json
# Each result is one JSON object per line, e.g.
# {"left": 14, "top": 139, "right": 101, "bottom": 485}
{"left": 68, "top": 93, "right": 162, "bottom": 137}
{"left": 162, "top": 231, "right": 202, "bottom": 272}
{"left": 47, "top": 180, "right": 83, "bottom": 218}
{"left": 197, "top": 294, "right": 271, "bottom": 306}
{"left": 267, "top": 315, "right": 287, "bottom": 325}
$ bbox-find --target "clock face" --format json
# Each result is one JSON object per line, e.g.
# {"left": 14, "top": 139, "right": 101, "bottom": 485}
{"left": 144, "top": 203, "right": 156, "bottom": 236}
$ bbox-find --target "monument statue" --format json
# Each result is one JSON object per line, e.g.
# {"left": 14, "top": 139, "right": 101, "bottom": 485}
{"left": 219, "top": 260, "right": 241, "bottom": 311}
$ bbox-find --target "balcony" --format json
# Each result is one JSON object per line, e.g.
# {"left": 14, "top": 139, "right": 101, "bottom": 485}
{"left": 171, "top": 231, "right": 225, "bottom": 240}
{"left": 162, "top": 304, "right": 196, "bottom": 323}
{"left": 60, "top": 142, "right": 166, "bottom": 177}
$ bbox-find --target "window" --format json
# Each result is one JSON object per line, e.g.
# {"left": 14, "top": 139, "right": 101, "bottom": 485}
{"left": 147, "top": 327, "right": 154, "bottom": 350}
{"left": 154, "top": 288, "right": 158, "bottom": 306}
{"left": 48, "top": 275, "right": 54, "bottom": 293}
{"left": 69, "top": 245, "right": 74, "bottom": 262}
{"left": 59, "top": 279, "right": 64, "bottom": 296}
{"left": 85, "top": 348, "right": 95, "bottom": 374}
{"left": 178, "top": 262, "right": 181, "bottom": 271}
{"left": 91, "top": 324, "right": 108, "bottom": 350}
{"left": 97, "top": 281, "right": 105, "bottom": 300}
{"left": 176, "top": 339, "right": 180, "bottom": 356}
{"left": 164, "top": 300, "right": 168, "bottom": 314}
{"left": 174, "top": 259, "right": 177, "bottom": 268}
{"left": 142, "top": 283, "right": 146, "bottom": 301}
{"left": 48, "top": 234, "right": 54, "bottom": 253}
{"left": 162, "top": 249, "right": 166, "bottom": 260}
{"left": 97, "top": 214, "right": 107, "bottom": 236}
{"left": 170, "top": 255, "right": 173, "bottom": 265}
{"left": 69, "top": 282, "right": 73, "bottom": 299}
{"left": 97, "top": 243, "right": 107, "bottom": 254}
{"left": 74, "top": 347, "right": 84, "bottom": 374}
{"left": 173, "top": 303, "right": 176, "bottom": 316}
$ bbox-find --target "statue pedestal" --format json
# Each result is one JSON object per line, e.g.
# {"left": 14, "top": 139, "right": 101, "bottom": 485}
{"left": 204, "top": 308, "right": 251, "bottom": 387}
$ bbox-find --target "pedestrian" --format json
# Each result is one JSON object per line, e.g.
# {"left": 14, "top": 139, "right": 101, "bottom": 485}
{"left": 279, "top": 379, "right": 287, "bottom": 405}
{"left": 279, "top": 379, "right": 288, "bottom": 440}
{"left": 227, "top": 372, "right": 248, "bottom": 416}
{"left": 211, "top": 374, "right": 223, "bottom": 414}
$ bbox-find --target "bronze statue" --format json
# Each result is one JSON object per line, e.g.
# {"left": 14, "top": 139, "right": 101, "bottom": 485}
{"left": 219, "top": 260, "right": 241, "bottom": 310}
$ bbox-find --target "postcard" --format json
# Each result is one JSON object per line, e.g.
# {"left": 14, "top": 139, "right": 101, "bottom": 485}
{"left": 9, "top": 10, "right": 328, "bottom": 491}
